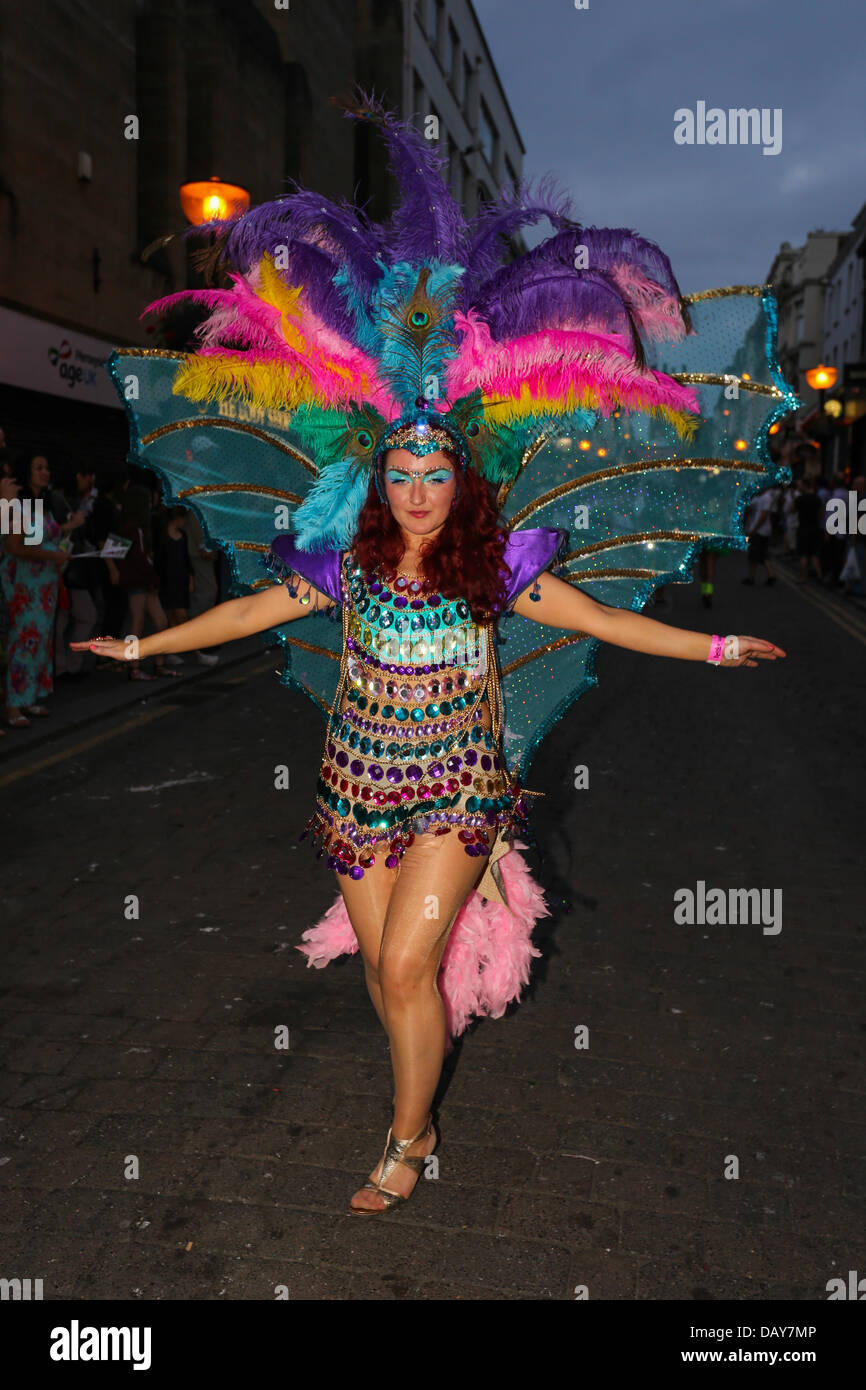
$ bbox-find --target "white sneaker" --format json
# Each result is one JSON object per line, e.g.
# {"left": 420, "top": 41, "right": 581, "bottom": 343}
{"left": 196, "top": 650, "right": 219, "bottom": 666}
{"left": 165, "top": 654, "right": 185, "bottom": 666}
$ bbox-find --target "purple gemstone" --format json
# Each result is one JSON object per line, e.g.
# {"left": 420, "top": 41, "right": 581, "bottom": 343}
{"left": 349, "top": 865, "right": 365, "bottom": 880}
{"left": 386, "top": 767, "right": 403, "bottom": 783}
{"left": 423, "top": 665, "right": 431, "bottom": 674}
{"left": 428, "top": 594, "right": 441, "bottom": 606}
{"left": 394, "top": 595, "right": 408, "bottom": 608}
{"left": 410, "top": 599, "right": 424, "bottom": 609}
{"left": 492, "top": 756, "right": 500, "bottom": 769}
{"left": 327, "top": 742, "right": 336, "bottom": 758}
{"left": 335, "top": 751, "right": 349, "bottom": 767}
{"left": 368, "top": 764, "right": 383, "bottom": 780}
{"left": 464, "top": 749, "right": 478, "bottom": 766}
{"left": 446, "top": 756, "right": 461, "bottom": 771}
{"left": 481, "top": 755, "right": 492, "bottom": 771}
{"left": 429, "top": 761, "right": 444, "bottom": 777}
{"left": 350, "top": 759, "right": 364, "bottom": 776}
{"left": 406, "top": 764, "right": 423, "bottom": 781}
{"left": 385, "top": 854, "right": 399, "bottom": 868}
{"left": 369, "top": 582, "right": 382, "bottom": 595}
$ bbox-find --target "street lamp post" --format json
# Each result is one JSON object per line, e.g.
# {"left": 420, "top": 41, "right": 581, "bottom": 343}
{"left": 805, "top": 363, "right": 838, "bottom": 475}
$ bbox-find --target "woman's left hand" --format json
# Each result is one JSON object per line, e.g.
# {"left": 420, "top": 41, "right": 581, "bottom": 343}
{"left": 720, "top": 636, "right": 786, "bottom": 668}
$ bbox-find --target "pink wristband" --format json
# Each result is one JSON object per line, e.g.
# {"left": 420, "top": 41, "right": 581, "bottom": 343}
{"left": 707, "top": 634, "right": 725, "bottom": 664}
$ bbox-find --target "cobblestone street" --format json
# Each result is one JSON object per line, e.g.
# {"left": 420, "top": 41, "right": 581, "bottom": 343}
{"left": 1, "top": 557, "right": 864, "bottom": 1299}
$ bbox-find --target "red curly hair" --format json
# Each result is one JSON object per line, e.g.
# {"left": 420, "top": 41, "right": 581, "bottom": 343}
{"left": 351, "top": 451, "right": 511, "bottom": 624}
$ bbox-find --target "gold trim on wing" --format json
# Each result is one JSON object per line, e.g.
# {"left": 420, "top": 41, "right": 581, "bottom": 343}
{"left": 559, "top": 531, "right": 702, "bottom": 564}
{"left": 562, "top": 568, "right": 661, "bottom": 582}
{"left": 116, "top": 348, "right": 189, "bottom": 359}
{"left": 681, "top": 286, "right": 766, "bottom": 303}
{"left": 671, "top": 372, "right": 782, "bottom": 398}
{"left": 283, "top": 636, "right": 341, "bottom": 662}
{"left": 177, "top": 482, "right": 303, "bottom": 505}
{"left": 507, "top": 457, "right": 765, "bottom": 528}
{"left": 501, "top": 633, "right": 589, "bottom": 676}
{"left": 140, "top": 418, "right": 318, "bottom": 474}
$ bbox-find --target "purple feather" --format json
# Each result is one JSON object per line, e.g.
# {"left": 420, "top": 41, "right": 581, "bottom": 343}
{"left": 463, "top": 175, "right": 576, "bottom": 300}
{"left": 339, "top": 89, "right": 468, "bottom": 265}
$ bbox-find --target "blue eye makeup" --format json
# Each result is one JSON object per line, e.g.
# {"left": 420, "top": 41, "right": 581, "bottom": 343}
{"left": 386, "top": 468, "right": 453, "bottom": 484}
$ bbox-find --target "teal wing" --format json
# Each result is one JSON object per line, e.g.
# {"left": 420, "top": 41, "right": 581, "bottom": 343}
{"left": 496, "top": 287, "right": 800, "bottom": 784}
{"left": 107, "top": 349, "right": 342, "bottom": 718}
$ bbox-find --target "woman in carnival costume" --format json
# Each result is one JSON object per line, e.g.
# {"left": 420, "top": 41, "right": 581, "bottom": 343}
{"left": 79, "top": 96, "right": 793, "bottom": 1215}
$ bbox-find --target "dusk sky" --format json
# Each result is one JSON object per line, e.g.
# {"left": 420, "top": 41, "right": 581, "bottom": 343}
{"left": 473, "top": 0, "right": 866, "bottom": 292}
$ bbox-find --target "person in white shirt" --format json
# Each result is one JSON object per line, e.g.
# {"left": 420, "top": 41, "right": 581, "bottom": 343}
{"left": 742, "top": 488, "right": 776, "bottom": 586}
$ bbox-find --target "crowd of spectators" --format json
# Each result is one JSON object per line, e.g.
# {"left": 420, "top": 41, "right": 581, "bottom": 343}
{"left": 0, "top": 429, "right": 226, "bottom": 734}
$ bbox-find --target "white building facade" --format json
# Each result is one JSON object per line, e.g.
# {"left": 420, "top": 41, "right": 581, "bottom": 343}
{"left": 403, "top": 0, "right": 525, "bottom": 217}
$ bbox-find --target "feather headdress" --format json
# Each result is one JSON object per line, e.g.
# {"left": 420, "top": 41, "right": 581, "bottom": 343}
{"left": 143, "top": 91, "right": 700, "bottom": 549}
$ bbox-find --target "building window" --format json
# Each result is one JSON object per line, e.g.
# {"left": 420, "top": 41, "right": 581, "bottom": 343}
{"left": 434, "top": 0, "right": 444, "bottom": 56}
{"left": 448, "top": 22, "right": 460, "bottom": 88}
{"left": 462, "top": 54, "right": 472, "bottom": 107}
{"left": 794, "top": 300, "right": 804, "bottom": 343}
{"left": 413, "top": 68, "right": 424, "bottom": 121}
{"left": 480, "top": 99, "right": 498, "bottom": 170}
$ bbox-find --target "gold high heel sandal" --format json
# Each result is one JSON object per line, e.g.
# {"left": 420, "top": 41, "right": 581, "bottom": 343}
{"left": 348, "top": 1114, "right": 435, "bottom": 1216}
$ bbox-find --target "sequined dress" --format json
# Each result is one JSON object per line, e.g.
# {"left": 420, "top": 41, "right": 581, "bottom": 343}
{"left": 264, "top": 528, "right": 566, "bottom": 883}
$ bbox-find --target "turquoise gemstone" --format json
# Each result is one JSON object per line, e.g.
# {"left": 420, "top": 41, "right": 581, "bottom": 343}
{"left": 369, "top": 701, "right": 379, "bottom": 715}
{"left": 466, "top": 796, "right": 480, "bottom": 812}
{"left": 381, "top": 704, "right": 394, "bottom": 718}
{"left": 360, "top": 736, "right": 372, "bottom": 753}
{"left": 372, "top": 740, "right": 385, "bottom": 756}
{"left": 425, "top": 703, "right": 440, "bottom": 717}
{"left": 410, "top": 708, "right": 425, "bottom": 722}
{"left": 440, "top": 701, "right": 452, "bottom": 716}
{"left": 336, "top": 797, "right": 350, "bottom": 817}
{"left": 357, "top": 596, "right": 370, "bottom": 614}
{"left": 394, "top": 707, "right": 408, "bottom": 721}
{"left": 431, "top": 741, "right": 443, "bottom": 756}
{"left": 348, "top": 731, "right": 360, "bottom": 748}
{"left": 367, "top": 604, "right": 380, "bottom": 622}
{"left": 353, "top": 804, "right": 367, "bottom": 824}
{"left": 357, "top": 695, "right": 367, "bottom": 709}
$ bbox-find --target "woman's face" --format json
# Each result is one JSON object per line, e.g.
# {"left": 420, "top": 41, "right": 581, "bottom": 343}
{"left": 30, "top": 456, "right": 50, "bottom": 491}
{"left": 382, "top": 448, "right": 457, "bottom": 539}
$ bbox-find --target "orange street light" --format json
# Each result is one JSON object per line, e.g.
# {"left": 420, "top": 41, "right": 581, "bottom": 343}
{"left": 804, "top": 363, "right": 837, "bottom": 392}
{"left": 180, "top": 177, "right": 250, "bottom": 225}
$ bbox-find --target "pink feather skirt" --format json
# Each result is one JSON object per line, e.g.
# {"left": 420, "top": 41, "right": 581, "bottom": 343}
{"left": 295, "top": 842, "right": 549, "bottom": 1046}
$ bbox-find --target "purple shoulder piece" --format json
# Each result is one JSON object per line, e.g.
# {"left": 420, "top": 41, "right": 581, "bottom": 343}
{"left": 265, "top": 535, "right": 343, "bottom": 606}
{"left": 501, "top": 527, "right": 568, "bottom": 610}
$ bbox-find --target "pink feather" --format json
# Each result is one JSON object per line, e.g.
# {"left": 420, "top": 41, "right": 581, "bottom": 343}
{"left": 448, "top": 310, "right": 700, "bottom": 417}
{"left": 295, "top": 844, "right": 548, "bottom": 1048}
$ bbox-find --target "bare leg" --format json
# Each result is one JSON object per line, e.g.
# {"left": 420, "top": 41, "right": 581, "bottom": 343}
{"left": 336, "top": 843, "right": 398, "bottom": 1033}
{"left": 348, "top": 830, "right": 485, "bottom": 1211}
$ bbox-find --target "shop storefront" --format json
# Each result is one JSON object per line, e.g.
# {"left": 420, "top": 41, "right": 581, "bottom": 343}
{"left": 0, "top": 304, "right": 130, "bottom": 480}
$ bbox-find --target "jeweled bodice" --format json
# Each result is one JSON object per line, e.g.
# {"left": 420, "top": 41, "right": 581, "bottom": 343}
{"left": 302, "top": 550, "right": 524, "bottom": 877}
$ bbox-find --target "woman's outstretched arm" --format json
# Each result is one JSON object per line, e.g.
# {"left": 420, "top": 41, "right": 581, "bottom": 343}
{"left": 73, "top": 579, "right": 334, "bottom": 662}
{"left": 511, "top": 572, "right": 785, "bottom": 668}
